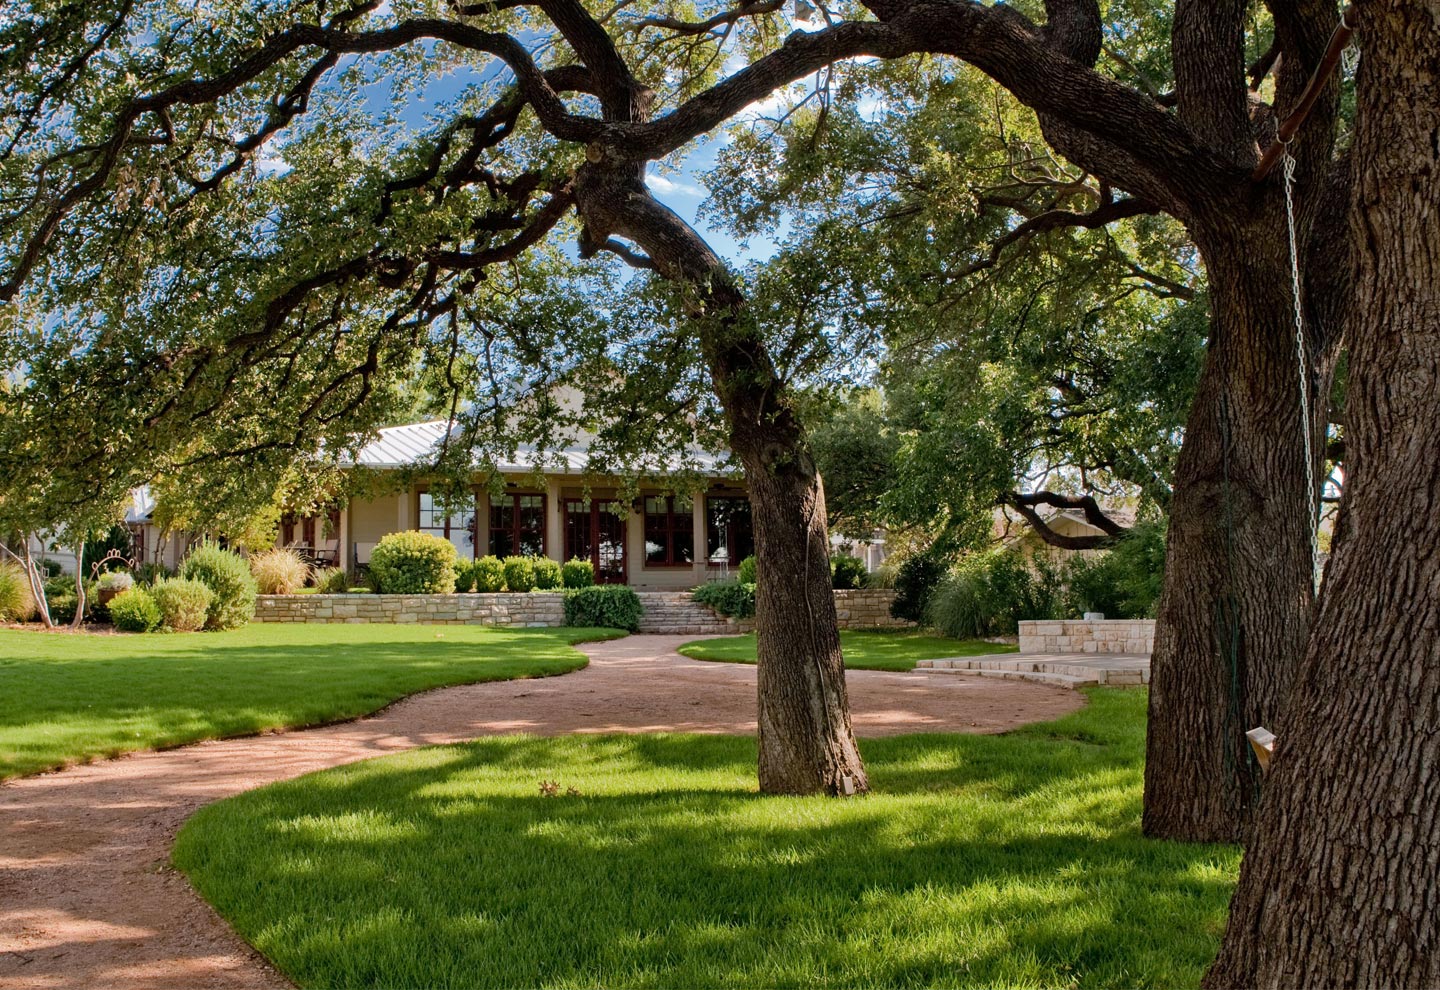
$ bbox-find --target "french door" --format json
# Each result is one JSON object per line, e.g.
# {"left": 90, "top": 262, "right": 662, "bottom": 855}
{"left": 564, "top": 498, "right": 628, "bottom": 584}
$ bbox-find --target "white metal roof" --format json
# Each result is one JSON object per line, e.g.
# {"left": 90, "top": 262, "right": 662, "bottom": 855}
{"left": 347, "top": 420, "right": 733, "bottom": 476}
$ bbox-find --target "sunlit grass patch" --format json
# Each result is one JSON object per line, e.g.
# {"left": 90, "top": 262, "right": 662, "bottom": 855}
{"left": 678, "top": 630, "right": 1017, "bottom": 671}
{"left": 176, "top": 689, "right": 1238, "bottom": 989}
{"left": 0, "top": 624, "right": 619, "bottom": 778}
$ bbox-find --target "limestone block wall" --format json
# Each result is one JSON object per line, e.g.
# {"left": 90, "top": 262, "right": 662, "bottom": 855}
{"left": 833, "top": 589, "right": 913, "bottom": 630}
{"left": 255, "top": 592, "right": 566, "bottom": 627}
{"left": 1017, "top": 619, "right": 1155, "bottom": 655}
{"left": 255, "top": 588, "right": 912, "bottom": 630}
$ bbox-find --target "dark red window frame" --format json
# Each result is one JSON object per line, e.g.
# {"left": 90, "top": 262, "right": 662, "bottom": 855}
{"left": 643, "top": 495, "right": 694, "bottom": 567}
{"left": 489, "top": 491, "right": 546, "bottom": 558}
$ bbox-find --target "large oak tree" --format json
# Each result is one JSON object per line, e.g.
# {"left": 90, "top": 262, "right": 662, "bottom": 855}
{"left": 0, "top": 0, "right": 1356, "bottom": 830}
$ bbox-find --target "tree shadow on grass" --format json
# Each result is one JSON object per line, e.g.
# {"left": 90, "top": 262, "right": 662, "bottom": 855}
{"left": 177, "top": 710, "right": 1238, "bottom": 990}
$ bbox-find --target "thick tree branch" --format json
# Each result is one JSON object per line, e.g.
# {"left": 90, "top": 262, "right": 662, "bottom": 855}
{"left": 999, "top": 490, "right": 1129, "bottom": 550}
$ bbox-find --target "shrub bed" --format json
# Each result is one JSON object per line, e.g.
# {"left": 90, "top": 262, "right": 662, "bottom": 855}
{"left": 180, "top": 542, "right": 258, "bottom": 630}
{"left": 564, "top": 585, "right": 643, "bottom": 631}
{"left": 693, "top": 580, "right": 755, "bottom": 619}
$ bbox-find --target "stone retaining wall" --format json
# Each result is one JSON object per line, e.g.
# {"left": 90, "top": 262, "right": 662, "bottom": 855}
{"left": 834, "top": 589, "right": 912, "bottom": 630}
{"left": 255, "top": 588, "right": 910, "bottom": 630}
{"left": 1018, "top": 618, "right": 1154, "bottom": 654}
{"left": 255, "top": 592, "right": 566, "bottom": 627}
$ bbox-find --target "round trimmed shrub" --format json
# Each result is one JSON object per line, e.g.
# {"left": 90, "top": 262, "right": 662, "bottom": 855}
{"left": 151, "top": 577, "right": 214, "bottom": 632}
{"left": 561, "top": 557, "right": 594, "bottom": 589}
{"left": 831, "top": 553, "right": 868, "bottom": 590}
{"left": 109, "top": 587, "right": 161, "bottom": 632}
{"left": 564, "top": 585, "right": 643, "bottom": 631}
{"left": 368, "top": 531, "right": 458, "bottom": 595}
{"left": 502, "top": 556, "right": 536, "bottom": 593}
{"left": 737, "top": 555, "right": 757, "bottom": 587}
{"left": 532, "top": 557, "right": 563, "bottom": 590}
{"left": 452, "top": 559, "right": 477, "bottom": 593}
{"left": 473, "top": 556, "right": 506, "bottom": 592}
{"left": 180, "top": 541, "right": 258, "bottom": 630}
{"left": 249, "top": 548, "right": 311, "bottom": 595}
{"left": 0, "top": 562, "right": 37, "bottom": 622}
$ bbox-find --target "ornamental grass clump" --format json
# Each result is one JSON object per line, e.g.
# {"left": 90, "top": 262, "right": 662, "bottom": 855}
{"left": 561, "top": 558, "right": 594, "bottom": 589}
{"left": 502, "top": 556, "right": 536, "bottom": 593}
{"left": 532, "top": 557, "right": 563, "bottom": 590}
{"left": 108, "top": 587, "right": 161, "bottom": 632}
{"left": 249, "top": 548, "right": 311, "bottom": 595}
{"left": 368, "top": 531, "right": 458, "bottom": 594}
{"left": 0, "top": 563, "right": 37, "bottom": 622}
{"left": 311, "top": 566, "right": 350, "bottom": 594}
{"left": 151, "top": 577, "right": 215, "bottom": 632}
{"left": 180, "top": 541, "right": 258, "bottom": 630}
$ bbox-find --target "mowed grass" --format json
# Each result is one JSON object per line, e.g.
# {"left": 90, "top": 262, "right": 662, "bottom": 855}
{"left": 678, "top": 630, "right": 1018, "bottom": 671}
{"left": 0, "top": 624, "right": 619, "bottom": 779}
{"left": 175, "top": 690, "right": 1239, "bottom": 989}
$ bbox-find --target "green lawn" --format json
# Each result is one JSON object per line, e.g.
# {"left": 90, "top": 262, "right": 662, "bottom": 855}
{"left": 0, "top": 624, "right": 619, "bottom": 780}
{"left": 678, "top": 630, "right": 1018, "bottom": 671}
{"left": 175, "top": 690, "right": 1239, "bottom": 989}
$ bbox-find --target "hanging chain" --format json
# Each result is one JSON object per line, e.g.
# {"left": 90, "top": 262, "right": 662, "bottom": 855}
{"left": 1282, "top": 147, "right": 1321, "bottom": 589}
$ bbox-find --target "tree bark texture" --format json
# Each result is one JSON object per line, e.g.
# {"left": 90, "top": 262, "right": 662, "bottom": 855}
{"left": 573, "top": 161, "right": 868, "bottom": 796}
{"left": 1204, "top": 4, "right": 1440, "bottom": 984}
{"left": 1143, "top": 226, "right": 1329, "bottom": 843}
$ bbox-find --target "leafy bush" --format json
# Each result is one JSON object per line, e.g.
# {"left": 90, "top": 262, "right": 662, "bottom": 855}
{"left": 831, "top": 554, "right": 868, "bottom": 590}
{"left": 368, "top": 531, "right": 458, "bottom": 595}
{"left": 0, "top": 563, "right": 36, "bottom": 622}
{"left": 109, "top": 587, "right": 161, "bottom": 632}
{"left": 561, "top": 557, "right": 594, "bottom": 589}
{"left": 564, "top": 585, "right": 643, "bottom": 631}
{"left": 890, "top": 551, "right": 947, "bottom": 623}
{"left": 180, "top": 541, "right": 259, "bottom": 630}
{"left": 451, "top": 559, "right": 477, "bottom": 593}
{"left": 249, "top": 548, "right": 311, "bottom": 595}
{"left": 312, "top": 566, "right": 350, "bottom": 594}
{"left": 473, "top": 556, "right": 506, "bottom": 592}
{"left": 928, "top": 548, "right": 1064, "bottom": 638}
{"left": 737, "top": 555, "right": 758, "bottom": 587}
{"left": 97, "top": 570, "right": 134, "bottom": 594}
{"left": 151, "top": 577, "right": 214, "bottom": 632}
{"left": 693, "top": 580, "right": 756, "bottom": 619}
{"left": 502, "top": 556, "right": 536, "bottom": 593}
{"left": 532, "top": 557, "right": 563, "bottom": 590}
{"left": 134, "top": 562, "right": 172, "bottom": 585}
{"left": 38, "top": 558, "right": 63, "bottom": 578}
{"left": 1064, "top": 522, "right": 1167, "bottom": 619}
{"left": 43, "top": 575, "right": 95, "bottom": 624}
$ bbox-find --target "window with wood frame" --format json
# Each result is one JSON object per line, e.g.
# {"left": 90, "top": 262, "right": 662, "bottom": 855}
{"left": 643, "top": 495, "right": 694, "bottom": 566}
{"left": 489, "top": 492, "right": 545, "bottom": 557}
{"left": 705, "top": 495, "right": 754, "bottom": 565}
{"left": 418, "top": 491, "right": 477, "bottom": 558}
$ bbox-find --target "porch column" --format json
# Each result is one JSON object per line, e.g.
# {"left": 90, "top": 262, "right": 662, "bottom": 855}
{"left": 692, "top": 495, "right": 707, "bottom": 584}
{"left": 546, "top": 478, "right": 564, "bottom": 562}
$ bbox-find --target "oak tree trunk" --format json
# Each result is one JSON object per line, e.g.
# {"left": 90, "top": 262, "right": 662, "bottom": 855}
{"left": 1143, "top": 228, "right": 1325, "bottom": 843}
{"left": 574, "top": 162, "right": 869, "bottom": 796}
{"left": 1204, "top": 5, "right": 1440, "bottom": 983}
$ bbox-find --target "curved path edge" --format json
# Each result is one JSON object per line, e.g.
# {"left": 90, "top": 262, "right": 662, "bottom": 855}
{"left": 0, "top": 634, "right": 1082, "bottom": 990}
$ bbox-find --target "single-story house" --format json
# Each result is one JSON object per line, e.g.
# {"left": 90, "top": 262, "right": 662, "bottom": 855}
{"left": 116, "top": 420, "right": 757, "bottom": 591}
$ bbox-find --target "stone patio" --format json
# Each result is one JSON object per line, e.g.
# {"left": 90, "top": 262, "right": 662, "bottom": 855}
{"left": 915, "top": 652, "right": 1150, "bottom": 690}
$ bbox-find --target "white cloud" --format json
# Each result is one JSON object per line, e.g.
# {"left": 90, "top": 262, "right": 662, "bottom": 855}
{"left": 646, "top": 172, "right": 706, "bottom": 197}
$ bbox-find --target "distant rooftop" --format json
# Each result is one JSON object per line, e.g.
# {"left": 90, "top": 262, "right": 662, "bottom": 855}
{"left": 347, "top": 419, "right": 733, "bottom": 476}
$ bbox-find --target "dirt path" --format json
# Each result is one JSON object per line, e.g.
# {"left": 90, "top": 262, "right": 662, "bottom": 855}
{"left": 0, "top": 635, "right": 1082, "bottom": 990}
